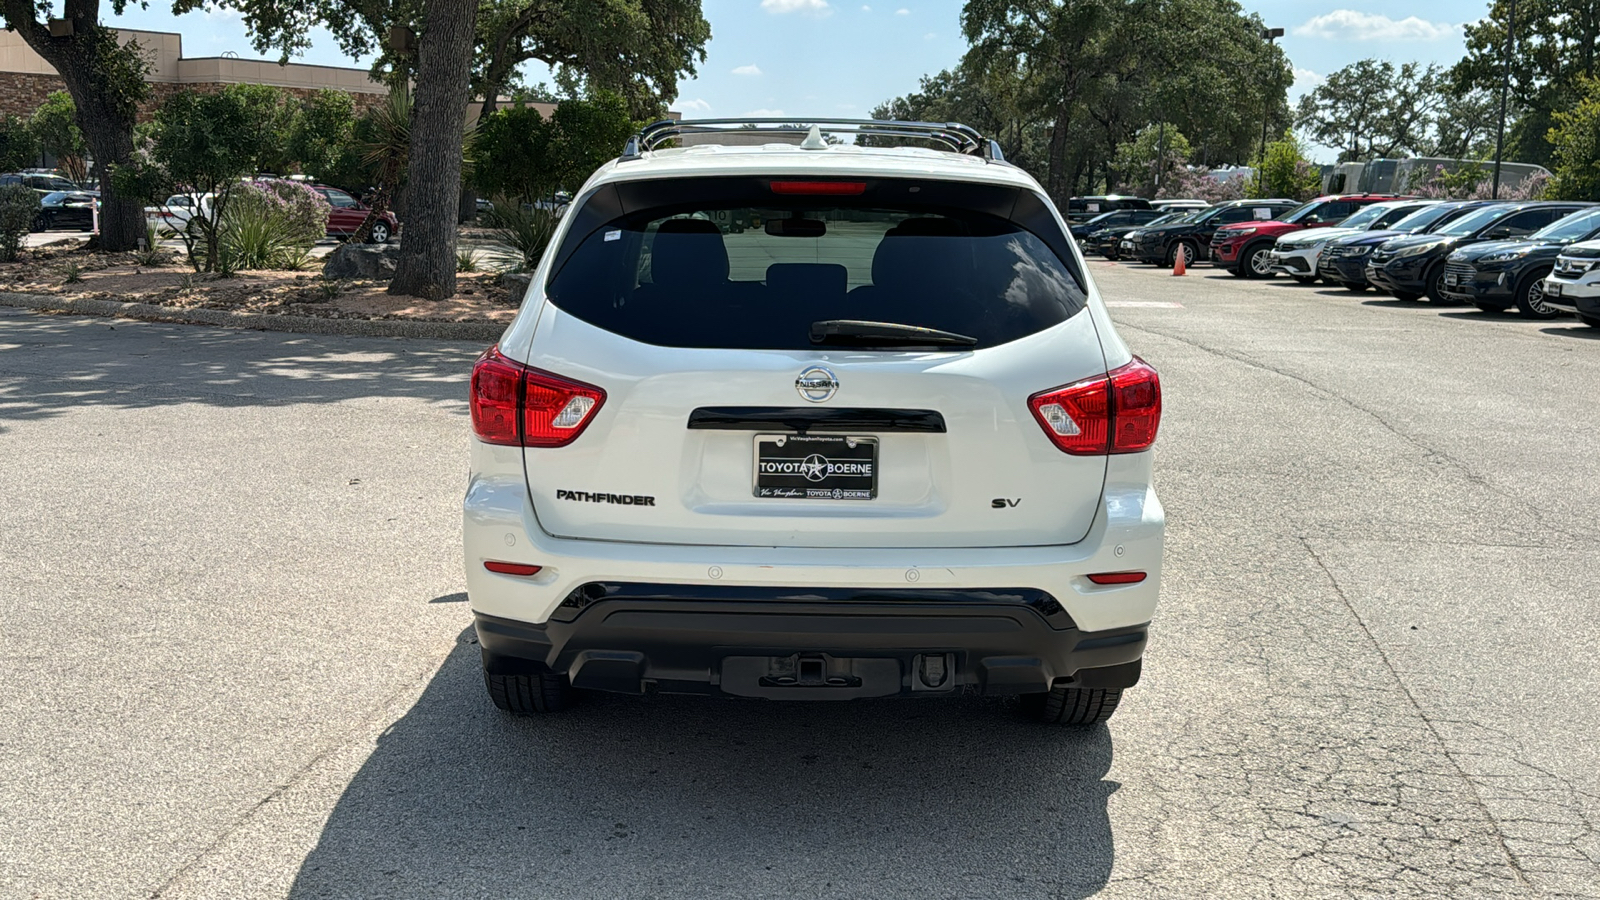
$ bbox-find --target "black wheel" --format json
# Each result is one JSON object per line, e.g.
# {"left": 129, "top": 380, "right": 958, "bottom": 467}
{"left": 1424, "top": 263, "right": 1453, "bottom": 303}
{"left": 1022, "top": 686, "right": 1123, "bottom": 726}
{"left": 1392, "top": 291, "right": 1421, "bottom": 302}
{"left": 31, "top": 214, "right": 48, "bottom": 232}
{"left": 1165, "top": 241, "right": 1196, "bottom": 269}
{"left": 1342, "top": 282, "right": 1370, "bottom": 292}
{"left": 484, "top": 661, "right": 574, "bottom": 715}
{"left": 1513, "top": 267, "right": 1559, "bottom": 318}
{"left": 1242, "top": 243, "right": 1275, "bottom": 278}
{"left": 367, "top": 221, "right": 391, "bottom": 244}
{"left": 1580, "top": 315, "right": 1600, "bottom": 329}
{"left": 1292, "top": 275, "right": 1318, "bottom": 285}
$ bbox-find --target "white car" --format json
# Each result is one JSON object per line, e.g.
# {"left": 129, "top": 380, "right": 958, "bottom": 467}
{"left": 1543, "top": 239, "right": 1600, "bottom": 329}
{"left": 1266, "top": 200, "right": 1438, "bottom": 283}
{"left": 464, "top": 119, "right": 1165, "bottom": 726}
{"left": 145, "top": 193, "right": 215, "bottom": 233}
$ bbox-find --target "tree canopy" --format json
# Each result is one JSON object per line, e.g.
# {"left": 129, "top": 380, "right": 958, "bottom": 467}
{"left": 1295, "top": 60, "right": 1449, "bottom": 163}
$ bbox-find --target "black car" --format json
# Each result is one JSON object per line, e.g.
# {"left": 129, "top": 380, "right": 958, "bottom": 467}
{"left": 1365, "top": 202, "right": 1592, "bottom": 303}
{"left": 1438, "top": 207, "right": 1600, "bottom": 318}
{"left": 1317, "top": 201, "right": 1501, "bottom": 291}
{"left": 1122, "top": 198, "right": 1297, "bottom": 268}
{"left": 31, "top": 191, "right": 98, "bottom": 232}
{"left": 1086, "top": 210, "right": 1198, "bottom": 259}
{"left": 0, "top": 172, "right": 83, "bottom": 194}
{"left": 1070, "top": 207, "right": 1167, "bottom": 240}
{"left": 1065, "top": 195, "right": 1152, "bottom": 224}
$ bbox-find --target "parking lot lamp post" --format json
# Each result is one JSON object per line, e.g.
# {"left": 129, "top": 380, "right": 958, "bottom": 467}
{"left": 1259, "top": 27, "right": 1285, "bottom": 164}
{"left": 1491, "top": 0, "right": 1518, "bottom": 200}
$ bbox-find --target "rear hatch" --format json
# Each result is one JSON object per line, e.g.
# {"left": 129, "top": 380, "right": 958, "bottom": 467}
{"left": 514, "top": 174, "right": 1112, "bottom": 549}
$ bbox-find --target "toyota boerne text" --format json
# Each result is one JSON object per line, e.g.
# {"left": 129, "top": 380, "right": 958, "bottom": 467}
{"left": 463, "top": 118, "right": 1165, "bottom": 727}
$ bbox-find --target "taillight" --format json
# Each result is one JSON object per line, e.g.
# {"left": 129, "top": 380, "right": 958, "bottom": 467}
{"left": 470, "top": 346, "right": 605, "bottom": 447}
{"left": 1028, "top": 357, "right": 1161, "bottom": 455}
{"left": 769, "top": 181, "right": 867, "bottom": 195}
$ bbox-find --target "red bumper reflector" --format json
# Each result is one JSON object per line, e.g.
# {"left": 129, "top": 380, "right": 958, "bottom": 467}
{"left": 769, "top": 181, "right": 867, "bottom": 195}
{"left": 483, "top": 561, "right": 542, "bottom": 576}
{"left": 1087, "top": 571, "right": 1147, "bottom": 585}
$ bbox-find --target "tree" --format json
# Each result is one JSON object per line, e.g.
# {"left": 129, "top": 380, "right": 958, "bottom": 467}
{"left": 29, "top": 93, "right": 90, "bottom": 183}
{"left": 545, "top": 91, "right": 635, "bottom": 192}
{"left": 472, "top": 104, "right": 555, "bottom": 205}
{"left": 0, "top": 2, "right": 151, "bottom": 250}
{"left": 0, "top": 116, "right": 40, "bottom": 172}
{"left": 1453, "top": 0, "right": 1600, "bottom": 167}
{"left": 1249, "top": 129, "right": 1321, "bottom": 201}
{"left": 1428, "top": 89, "right": 1501, "bottom": 159}
{"left": 385, "top": 0, "right": 478, "bottom": 301}
{"left": 1113, "top": 124, "right": 1191, "bottom": 197}
{"left": 1546, "top": 75, "right": 1600, "bottom": 201}
{"left": 1295, "top": 60, "right": 1448, "bottom": 162}
{"left": 288, "top": 89, "right": 357, "bottom": 181}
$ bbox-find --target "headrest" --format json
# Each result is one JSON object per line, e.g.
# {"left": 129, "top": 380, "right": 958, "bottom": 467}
{"left": 650, "top": 218, "right": 729, "bottom": 287}
{"left": 871, "top": 218, "right": 969, "bottom": 287}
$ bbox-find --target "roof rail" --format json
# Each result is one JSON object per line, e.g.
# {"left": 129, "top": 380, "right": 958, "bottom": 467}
{"left": 620, "top": 117, "right": 1007, "bottom": 163}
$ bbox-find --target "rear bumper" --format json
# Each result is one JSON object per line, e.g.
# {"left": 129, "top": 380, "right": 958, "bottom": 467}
{"left": 475, "top": 596, "right": 1147, "bottom": 698}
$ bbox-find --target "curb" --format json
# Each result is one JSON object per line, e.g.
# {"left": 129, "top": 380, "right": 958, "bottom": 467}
{"left": 0, "top": 291, "right": 506, "bottom": 343}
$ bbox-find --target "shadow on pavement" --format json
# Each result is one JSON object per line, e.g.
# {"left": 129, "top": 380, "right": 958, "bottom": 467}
{"left": 1540, "top": 322, "right": 1600, "bottom": 340}
{"left": 289, "top": 631, "right": 1119, "bottom": 899}
{"left": 0, "top": 307, "right": 481, "bottom": 423}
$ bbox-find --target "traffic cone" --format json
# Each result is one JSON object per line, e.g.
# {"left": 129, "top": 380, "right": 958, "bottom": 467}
{"left": 1172, "top": 245, "right": 1187, "bottom": 276}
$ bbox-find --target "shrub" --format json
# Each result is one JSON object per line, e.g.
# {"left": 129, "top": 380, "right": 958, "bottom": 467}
{"left": 456, "top": 249, "right": 481, "bottom": 272}
{"left": 483, "top": 201, "right": 557, "bottom": 271}
{"left": 0, "top": 184, "right": 40, "bottom": 262}
{"left": 1159, "top": 166, "right": 1248, "bottom": 203}
{"left": 207, "top": 179, "right": 331, "bottom": 271}
{"left": 1546, "top": 75, "right": 1600, "bottom": 201}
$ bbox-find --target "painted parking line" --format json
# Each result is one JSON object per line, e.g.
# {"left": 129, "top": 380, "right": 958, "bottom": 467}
{"left": 1105, "top": 300, "right": 1184, "bottom": 308}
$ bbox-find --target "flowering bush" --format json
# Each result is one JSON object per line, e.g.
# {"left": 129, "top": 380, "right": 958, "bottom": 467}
{"left": 1410, "top": 165, "right": 1549, "bottom": 201}
{"left": 1158, "top": 166, "right": 1248, "bottom": 203}
{"left": 217, "top": 180, "right": 331, "bottom": 270}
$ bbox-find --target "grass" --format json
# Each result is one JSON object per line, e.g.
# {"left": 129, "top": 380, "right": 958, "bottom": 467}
{"left": 58, "top": 260, "right": 84, "bottom": 284}
{"left": 456, "top": 249, "right": 481, "bottom": 273}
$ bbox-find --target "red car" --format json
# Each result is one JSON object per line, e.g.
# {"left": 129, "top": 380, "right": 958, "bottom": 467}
{"left": 310, "top": 185, "right": 400, "bottom": 244}
{"left": 1210, "top": 194, "right": 1411, "bottom": 278}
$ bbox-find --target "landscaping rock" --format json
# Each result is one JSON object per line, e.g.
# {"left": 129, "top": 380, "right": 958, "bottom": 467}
{"left": 499, "top": 272, "right": 533, "bottom": 297}
{"left": 322, "top": 244, "right": 402, "bottom": 280}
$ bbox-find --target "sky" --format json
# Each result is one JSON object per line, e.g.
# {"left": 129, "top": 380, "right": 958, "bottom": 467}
{"left": 107, "top": 0, "right": 1484, "bottom": 164}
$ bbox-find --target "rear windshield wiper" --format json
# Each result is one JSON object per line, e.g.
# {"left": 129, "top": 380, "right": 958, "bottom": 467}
{"left": 809, "top": 319, "right": 978, "bottom": 347}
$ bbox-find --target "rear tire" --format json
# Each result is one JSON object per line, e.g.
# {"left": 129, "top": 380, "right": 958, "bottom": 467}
{"left": 1022, "top": 686, "right": 1123, "bottom": 726}
{"left": 484, "top": 664, "right": 575, "bottom": 715}
{"left": 1513, "top": 267, "right": 1558, "bottom": 318}
{"left": 367, "top": 221, "right": 391, "bottom": 245}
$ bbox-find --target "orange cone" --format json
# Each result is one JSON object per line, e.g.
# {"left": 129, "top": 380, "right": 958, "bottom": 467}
{"left": 1172, "top": 245, "right": 1187, "bottom": 276}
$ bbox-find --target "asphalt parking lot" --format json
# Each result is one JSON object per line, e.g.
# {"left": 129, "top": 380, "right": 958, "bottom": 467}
{"left": 2, "top": 260, "right": 1598, "bottom": 899}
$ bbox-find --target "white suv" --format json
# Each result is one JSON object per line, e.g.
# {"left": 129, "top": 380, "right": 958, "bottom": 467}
{"left": 464, "top": 119, "right": 1165, "bottom": 726}
{"left": 1544, "top": 239, "right": 1600, "bottom": 329}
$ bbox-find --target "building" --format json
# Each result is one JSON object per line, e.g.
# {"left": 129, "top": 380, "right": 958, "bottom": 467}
{"left": 0, "top": 28, "right": 389, "bottom": 121}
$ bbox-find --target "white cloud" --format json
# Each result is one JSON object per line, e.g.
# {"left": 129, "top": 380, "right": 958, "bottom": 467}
{"left": 762, "top": 0, "right": 832, "bottom": 16}
{"left": 860, "top": 4, "right": 870, "bottom": 9}
{"left": 745, "top": 109, "right": 786, "bottom": 117}
{"left": 678, "top": 98, "right": 711, "bottom": 113}
{"left": 895, "top": 7, "right": 909, "bottom": 14}
{"left": 924, "top": 32, "right": 936, "bottom": 39}
{"left": 1293, "top": 10, "right": 1458, "bottom": 42}
{"left": 731, "top": 64, "right": 763, "bottom": 76}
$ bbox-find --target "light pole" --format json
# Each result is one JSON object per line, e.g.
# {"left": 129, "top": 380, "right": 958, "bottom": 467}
{"left": 1491, "top": 0, "right": 1518, "bottom": 199}
{"left": 1259, "top": 26, "right": 1285, "bottom": 165}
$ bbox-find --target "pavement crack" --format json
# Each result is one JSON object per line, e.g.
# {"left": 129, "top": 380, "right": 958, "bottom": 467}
{"left": 1297, "top": 535, "right": 1533, "bottom": 888}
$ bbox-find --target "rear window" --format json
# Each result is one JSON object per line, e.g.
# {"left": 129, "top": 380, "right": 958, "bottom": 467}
{"left": 545, "top": 177, "right": 1087, "bottom": 350}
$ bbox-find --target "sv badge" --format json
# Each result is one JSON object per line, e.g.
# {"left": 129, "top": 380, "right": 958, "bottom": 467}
{"left": 991, "top": 498, "right": 1021, "bottom": 508}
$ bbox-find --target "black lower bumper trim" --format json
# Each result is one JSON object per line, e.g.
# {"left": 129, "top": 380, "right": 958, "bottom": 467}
{"left": 475, "top": 600, "right": 1147, "bottom": 699}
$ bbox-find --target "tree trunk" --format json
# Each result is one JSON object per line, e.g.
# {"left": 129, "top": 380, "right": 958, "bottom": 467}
{"left": 388, "top": 0, "right": 477, "bottom": 300}
{"left": 1, "top": 6, "right": 146, "bottom": 252}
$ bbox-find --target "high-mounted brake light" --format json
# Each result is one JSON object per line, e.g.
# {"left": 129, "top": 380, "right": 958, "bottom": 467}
{"left": 471, "top": 346, "right": 605, "bottom": 448}
{"left": 769, "top": 181, "right": 867, "bottom": 196}
{"left": 1028, "top": 357, "right": 1161, "bottom": 455}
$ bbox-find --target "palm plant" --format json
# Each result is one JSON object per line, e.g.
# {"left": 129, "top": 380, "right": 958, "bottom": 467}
{"left": 351, "top": 85, "right": 412, "bottom": 244}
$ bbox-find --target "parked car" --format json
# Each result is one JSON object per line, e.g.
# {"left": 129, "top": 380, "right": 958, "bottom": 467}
{"left": 1437, "top": 207, "right": 1600, "bottom": 317}
{"left": 465, "top": 118, "right": 1164, "bottom": 726}
{"left": 1069, "top": 208, "right": 1168, "bottom": 240}
{"left": 145, "top": 193, "right": 215, "bottom": 232}
{"left": 1123, "top": 198, "right": 1297, "bottom": 268}
{"left": 1065, "top": 194, "right": 1152, "bottom": 224}
{"left": 1210, "top": 194, "right": 1410, "bottom": 278}
{"left": 1150, "top": 198, "right": 1210, "bottom": 214}
{"left": 0, "top": 172, "right": 82, "bottom": 195}
{"left": 30, "top": 191, "right": 98, "bottom": 232}
{"left": 308, "top": 185, "right": 400, "bottom": 244}
{"left": 1542, "top": 239, "right": 1600, "bottom": 329}
{"left": 1088, "top": 210, "right": 1199, "bottom": 260}
{"left": 1265, "top": 200, "right": 1439, "bottom": 283}
{"left": 1365, "top": 201, "right": 1592, "bottom": 303}
{"left": 1316, "top": 201, "right": 1502, "bottom": 292}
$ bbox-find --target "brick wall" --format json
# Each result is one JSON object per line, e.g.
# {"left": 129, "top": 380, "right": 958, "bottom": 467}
{"left": 0, "top": 72, "right": 386, "bottom": 123}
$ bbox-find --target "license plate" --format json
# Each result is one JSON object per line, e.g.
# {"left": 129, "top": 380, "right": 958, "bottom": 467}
{"left": 1445, "top": 273, "right": 1461, "bottom": 285}
{"left": 1548, "top": 282, "right": 1562, "bottom": 297}
{"left": 754, "top": 434, "right": 878, "bottom": 500}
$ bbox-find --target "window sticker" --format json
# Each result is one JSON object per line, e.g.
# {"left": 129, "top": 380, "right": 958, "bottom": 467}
{"left": 1253, "top": 208, "right": 1273, "bottom": 220}
{"left": 604, "top": 229, "right": 622, "bottom": 242}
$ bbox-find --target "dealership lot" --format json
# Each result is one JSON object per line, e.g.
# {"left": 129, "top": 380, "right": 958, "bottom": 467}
{"left": 2, "top": 260, "right": 1598, "bottom": 898}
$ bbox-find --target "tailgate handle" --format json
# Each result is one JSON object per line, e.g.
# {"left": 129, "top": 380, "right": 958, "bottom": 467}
{"left": 687, "top": 407, "right": 946, "bottom": 433}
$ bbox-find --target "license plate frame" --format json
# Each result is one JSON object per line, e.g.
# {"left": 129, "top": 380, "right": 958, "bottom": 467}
{"left": 753, "top": 434, "right": 878, "bottom": 500}
{"left": 1547, "top": 281, "right": 1563, "bottom": 297}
